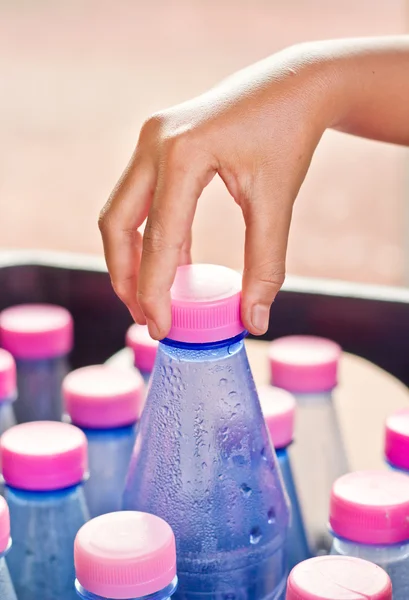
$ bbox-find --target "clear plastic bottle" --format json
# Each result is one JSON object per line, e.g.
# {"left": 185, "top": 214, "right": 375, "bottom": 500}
{"left": 63, "top": 365, "right": 144, "bottom": 517}
{"left": 126, "top": 324, "right": 159, "bottom": 384}
{"left": 0, "top": 349, "right": 17, "bottom": 435}
{"left": 75, "top": 511, "right": 178, "bottom": 600}
{"left": 0, "top": 304, "right": 73, "bottom": 422}
{"left": 258, "top": 385, "right": 310, "bottom": 571}
{"left": 286, "top": 555, "right": 392, "bottom": 600}
{"left": 269, "top": 335, "right": 348, "bottom": 554}
{"left": 385, "top": 408, "right": 409, "bottom": 474}
{"left": 1, "top": 421, "right": 90, "bottom": 600}
{"left": 124, "top": 264, "right": 290, "bottom": 600}
{"left": 329, "top": 470, "right": 409, "bottom": 600}
{"left": 0, "top": 496, "right": 17, "bottom": 600}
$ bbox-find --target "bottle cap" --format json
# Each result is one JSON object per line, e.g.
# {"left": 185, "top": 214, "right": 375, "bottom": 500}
{"left": 330, "top": 470, "right": 409, "bottom": 545}
{"left": 0, "top": 304, "right": 73, "bottom": 359}
{"left": 258, "top": 385, "right": 296, "bottom": 449}
{"left": 0, "top": 349, "right": 16, "bottom": 402}
{"left": 286, "top": 555, "right": 392, "bottom": 599}
{"left": 269, "top": 336, "right": 341, "bottom": 393}
{"left": 64, "top": 365, "right": 144, "bottom": 429}
{"left": 126, "top": 325, "right": 158, "bottom": 374}
{"left": 385, "top": 408, "right": 409, "bottom": 471}
{"left": 1, "top": 421, "right": 88, "bottom": 491}
{"left": 75, "top": 511, "right": 177, "bottom": 599}
{"left": 167, "top": 264, "right": 244, "bottom": 344}
{"left": 0, "top": 497, "right": 11, "bottom": 555}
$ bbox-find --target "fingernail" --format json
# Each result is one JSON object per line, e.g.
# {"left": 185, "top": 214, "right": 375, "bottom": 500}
{"left": 147, "top": 319, "right": 161, "bottom": 340}
{"left": 251, "top": 304, "right": 270, "bottom": 334}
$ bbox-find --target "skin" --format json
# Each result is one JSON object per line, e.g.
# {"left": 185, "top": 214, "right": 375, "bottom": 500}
{"left": 99, "top": 36, "right": 409, "bottom": 340}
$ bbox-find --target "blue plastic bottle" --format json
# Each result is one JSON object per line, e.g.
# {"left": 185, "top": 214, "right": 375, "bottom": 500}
{"left": 0, "top": 496, "right": 17, "bottom": 600}
{"left": 0, "top": 304, "right": 73, "bottom": 423}
{"left": 126, "top": 324, "right": 158, "bottom": 384}
{"left": 75, "top": 511, "right": 178, "bottom": 600}
{"left": 0, "top": 350, "right": 17, "bottom": 436}
{"left": 258, "top": 385, "right": 310, "bottom": 571}
{"left": 1, "top": 421, "right": 90, "bottom": 600}
{"left": 124, "top": 264, "right": 290, "bottom": 600}
{"left": 63, "top": 365, "right": 144, "bottom": 517}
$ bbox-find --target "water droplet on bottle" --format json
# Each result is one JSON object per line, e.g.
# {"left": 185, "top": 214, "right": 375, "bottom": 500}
{"left": 228, "top": 391, "right": 237, "bottom": 398}
{"left": 163, "top": 405, "right": 169, "bottom": 415}
{"left": 202, "top": 462, "right": 207, "bottom": 470}
{"left": 219, "top": 378, "right": 227, "bottom": 386}
{"left": 240, "top": 484, "right": 252, "bottom": 498}
{"left": 218, "top": 474, "right": 224, "bottom": 480}
{"left": 267, "top": 508, "right": 276, "bottom": 524}
{"left": 250, "top": 526, "right": 262, "bottom": 544}
{"left": 261, "top": 447, "right": 268, "bottom": 460}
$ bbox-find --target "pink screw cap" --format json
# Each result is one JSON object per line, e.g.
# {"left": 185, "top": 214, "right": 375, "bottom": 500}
{"left": 0, "top": 421, "right": 88, "bottom": 491}
{"left": 286, "top": 556, "right": 392, "bottom": 600}
{"left": 269, "top": 336, "right": 341, "bottom": 393}
{"left": 0, "top": 497, "right": 11, "bottom": 555}
{"left": 0, "top": 349, "right": 16, "bottom": 401}
{"left": 75, "top": 511, "right": 177, "bottom": 599}
{"left": 126, "top": 325, "right": 158, "bottom": 373}
{"left": 258, "top": 385, "right": 296, "bottom": 449}
{"left": 385, "top": 408, "right": 409, "bottom": 471}
{"left": 167, "top": 264, "right": 244, "bottom": 344}
{"left": 63, "top": 365, "right": 144, "bottom": 429}
{"left": 330, "top": 470, "right": 409, "bottom": 545}
{"left": 0, "top": 304, "right": 73, "bottom": 359}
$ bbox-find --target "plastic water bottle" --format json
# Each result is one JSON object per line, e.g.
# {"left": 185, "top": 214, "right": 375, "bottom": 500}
{"left": 63, "top": 365, "right": 144, "bottom": 517}
{"left": 0, "top": 349, "right": 17, "bottom": 435}
{"left": 258, "top": 385, "right": 310, "bottom": 571}
{"left": 75, "top": 511, "right": 178, "bottom": 600}
{"left": 1, "top": 421, "right": 90, "bottom": 600}
{"left": 126, "top": 324, "right": 158, "bottom": 383}
{"left": 286, "top": 555, "right": 392, "bottom": 600}
{"left": 0, "top": 304, "right": 73, "bottom": 422}
{"left": 0, "top": 496, "right": 17, "bottom": 600}
{"left": 329, "top": 470, "right": 409, "bottom": 600}
{"left": 385, "top": 408, "right": 409, "bottom": 474}
{"left": 269, "top": 335, "right": 348, "bottom": 554}
{"left": 124, "top": 264, "right": 290, "bottom": 600}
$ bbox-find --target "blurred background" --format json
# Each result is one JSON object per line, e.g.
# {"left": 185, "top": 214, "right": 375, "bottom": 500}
{"left": 1, "top": 0, "right": 409, "bottom": 286}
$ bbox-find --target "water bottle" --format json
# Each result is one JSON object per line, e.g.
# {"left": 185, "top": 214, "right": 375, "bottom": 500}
{"left": 0, "top": 304, "right": 73, "bottom": 422}
{"left": 63, "top": 365, "right": 144, "bottom": 517}
{"left": 286, "top": 556, "right": 392, "bottom": 600}
{"left": 329, "top": 470, "right": 409, "bottom": 600}
{"left": 124, "top": 263, "right": 290, "bottom": 600}
{"left": 385, "top": 408, "right": 409, "bottom": 474}
{"left": 126, "top": 324, "right": 158, "bottom": 383}
{"left": 258, "top": 385, "right": 310, "bottom": 571}
{"left": 269, "top": 335, "right": 348, "bottom": 554}
{"left": 0, "top": 496, "right": 17, "bottom": 600}
{"left": 1, "top": 421, "right": 90, "bottom": 600}
{"left": 0, "top": 349, "right": 17, "bottom": 435}
{"left": 75, "top": 511, "right": 178, "bottom": 600}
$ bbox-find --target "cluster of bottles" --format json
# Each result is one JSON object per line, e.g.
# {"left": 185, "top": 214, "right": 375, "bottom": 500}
{"left": 0, "top": 264, "right": 407, "bottom": 600}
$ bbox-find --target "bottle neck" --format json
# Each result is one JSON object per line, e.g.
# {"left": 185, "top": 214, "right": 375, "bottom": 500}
{"left": 161, "top": 331, "right": 247, "bottom": 351}
{"left": 75, "top": 576, "right": 178, "bottom": 600}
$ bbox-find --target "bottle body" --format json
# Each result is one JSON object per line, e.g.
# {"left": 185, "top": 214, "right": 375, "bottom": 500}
{"left": 83, "top": 424, "right": 137, "bottom": 518}
{"left": 124, "top": 337, "right": 290, "bottom": 600}
{"left": 6, "top": 483, "right": 89, "bottom": 600}
{"left": 14, "top": 355, "right": 68, "bottom": 422}
{"left": 0, "top": 555, "right": 17, "bottom": 600}
{"left": 0, "top": 398, "right": 16, "bottom": 435}
{"left": 276, "top": 447, "right": 310, "bottom": 570}
{"left": 289, "top": 391, "right": 348, "bottom": 554}
{"left": 331, "top": 536, "right": 409, "bottom": 600}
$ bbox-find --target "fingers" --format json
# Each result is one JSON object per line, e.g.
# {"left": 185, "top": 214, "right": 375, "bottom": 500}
{"left": 99, "top": 154, "right": 156, "bottom": 323}
{"left": 241, "top": 182, "right": 293, "bottom": 335}
{"left": 138, "top": 140, "right": 216, "bottom": 339}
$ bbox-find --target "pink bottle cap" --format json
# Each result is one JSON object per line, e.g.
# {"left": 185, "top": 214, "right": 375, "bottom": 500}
{"left": 126, "top": 325, "right": 158, "bottom": 373}
{"left": 0, "top": 421, "right": 88, "bottom": 491}
{"left": 269, "top": 336, "right": 341, "bottom": 393}
{"left": 167, "top": 264, "right": 244, "bottom": 344}
{"left": 286, "top": 556, "right": 392, "bottom": 600}
{"left": 0, "top": 349, "right": 16, "bottom": 401}
{"left": 330, "top": 470, "right": 409, "bottom": 545}
{"left": 63, "top": 365, "right": 144, "bottom": 429}
{"left": 0, "top": 304, "right": 73, "bottom": 359}
{"left": 258, "top": 385, "right": 296, "bottom": 449}
{"left": 0, "top": 497, "right": 11, "bottom": 555}
{"left": 385, "top": 408, "right": 409, "bottom": 471}
{"left": 75, "top": 511, "right": 177, "bottom": 599}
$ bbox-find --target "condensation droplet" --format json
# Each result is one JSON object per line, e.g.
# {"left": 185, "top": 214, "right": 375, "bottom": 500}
{"left": 268, "top": 508, "right": 276, "bottom": 524}
{"left": 219, "top": 378, "right": 228, "bottom": 386}
{"left": 240, "top": 484, "right": 252, "bottom": 498}
{"left": 163, "top": 405, "right": 169, "bottom": 415}
{"left": 228, "top": 391, "right": 237, "bottom": 398}
{"left": 201, "top": 462, "right": 207, "bottom": 470}
{"left": 250, "top": 526, "right": 262, "bottom": 545}
{"left": 261, "top": 447, "right": 268, "bottom": 461}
